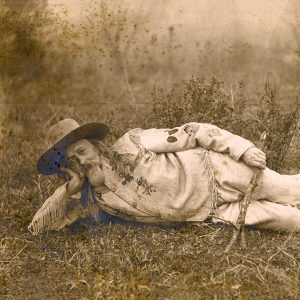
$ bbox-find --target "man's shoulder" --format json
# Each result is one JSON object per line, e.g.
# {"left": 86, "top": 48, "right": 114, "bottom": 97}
{"left": 111, "top": 129, "right": 142, "bottom": 154}
{"left": 111, "top": 126, "right": 166, "bottom": 154}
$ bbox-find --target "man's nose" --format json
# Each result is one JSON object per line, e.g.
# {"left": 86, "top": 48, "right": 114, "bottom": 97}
{"left": 78, "top": 157, "right": 86, "bottom": 166}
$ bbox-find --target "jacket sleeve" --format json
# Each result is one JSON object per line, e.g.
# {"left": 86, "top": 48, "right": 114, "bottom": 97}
{"left": 138, "top": 122, "right": 254, "bottom": 161}
{"left": 28, "top": 183, "right": 90, "bottom": 235}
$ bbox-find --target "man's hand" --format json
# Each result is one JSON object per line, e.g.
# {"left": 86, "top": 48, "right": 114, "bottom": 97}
{"left": 59, "top": 167, "right": 85, "bottom": 196}
{"left": 241, "top": 147, "right": 266, "bottom": 169}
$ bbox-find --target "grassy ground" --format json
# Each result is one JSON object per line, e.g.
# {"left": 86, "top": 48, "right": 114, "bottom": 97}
{"left": 1, "top": 131, "right": 300, "bottom": 300}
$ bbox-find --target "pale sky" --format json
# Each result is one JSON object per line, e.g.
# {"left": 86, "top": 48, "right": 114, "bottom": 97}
{"left": 48, "top": 0, "right": 293, "bottom": 46}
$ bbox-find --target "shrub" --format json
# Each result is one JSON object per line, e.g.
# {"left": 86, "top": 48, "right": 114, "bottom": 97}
{"left": 254, "top": 80, "right": 299, "bottom": 171}
{"left": 116, "top": 76, "right": 299, "bottom": 172}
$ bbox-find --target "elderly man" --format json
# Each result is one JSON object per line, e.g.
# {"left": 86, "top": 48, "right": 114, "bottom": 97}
{"left": 28, "top": 119, "right": 300, "bottom": 234}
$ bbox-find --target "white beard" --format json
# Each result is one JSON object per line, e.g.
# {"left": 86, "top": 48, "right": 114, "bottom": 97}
{"left": 85, "top": 164, "right": 105, "bottom": 188}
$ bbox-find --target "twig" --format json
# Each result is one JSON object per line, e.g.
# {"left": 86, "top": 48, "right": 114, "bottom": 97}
{"left": 281, "top": 100, "right": 300, "bottom": 165}
{"left": 244, "top": 112, "right": 268, "bottom": 131}
{"left": 230, "top": 84, "right": 239, "bottom": 111}
{"left": 225, "top": 131, "right": 267, "bottom": 253}
{"left": 267, "top": 231, "right": 294, "bottom": 264}
{"left": 3, "top": 245, "right": 27, "bottom": 272}
{"left": 224, "top": 168, "right": 262, "bottom": 253}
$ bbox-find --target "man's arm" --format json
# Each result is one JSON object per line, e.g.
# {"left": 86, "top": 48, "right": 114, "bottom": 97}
{"left": 138, "top": 122, "right": 255, "bottom": 162}
{"left": 28, "top": 183, "right": 90, "bottom": 235}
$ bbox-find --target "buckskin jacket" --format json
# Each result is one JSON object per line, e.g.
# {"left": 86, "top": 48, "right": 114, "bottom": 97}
{"left": 29, "top": 122, "right": 256, "bottom": 234}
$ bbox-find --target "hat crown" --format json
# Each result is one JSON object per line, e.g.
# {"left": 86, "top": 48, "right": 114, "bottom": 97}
{"left": 47, "top": 119, "right": 80, "bottom": 148}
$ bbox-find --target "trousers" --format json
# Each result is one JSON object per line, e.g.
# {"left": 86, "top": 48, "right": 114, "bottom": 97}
{"left": 213, "top": 168, "right": 300, "bottom": 232}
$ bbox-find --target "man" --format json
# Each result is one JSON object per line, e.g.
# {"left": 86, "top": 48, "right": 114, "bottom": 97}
{"left": 28, "top": 119, "right": 300, "bottom": 234}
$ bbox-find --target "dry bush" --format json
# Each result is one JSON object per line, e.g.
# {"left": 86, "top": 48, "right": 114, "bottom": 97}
{"left": 133, "top": 76, "right": 300, "bottom": 171}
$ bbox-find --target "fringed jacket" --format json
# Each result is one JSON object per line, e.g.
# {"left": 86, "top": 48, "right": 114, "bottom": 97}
{"left": 29, "top": 122, "right": 256, "bottom": 234}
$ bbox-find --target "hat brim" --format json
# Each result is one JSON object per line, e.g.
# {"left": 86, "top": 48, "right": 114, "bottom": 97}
{"left": 37, "top": 122, "right": 110, "bottom": 175}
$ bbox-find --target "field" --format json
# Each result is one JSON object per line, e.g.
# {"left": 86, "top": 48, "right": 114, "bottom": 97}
{"left": 1, "top": 104, "right": 300, "bottom": 299}
{"left": 2, "top": 1, "right": 300, "bottom": 299}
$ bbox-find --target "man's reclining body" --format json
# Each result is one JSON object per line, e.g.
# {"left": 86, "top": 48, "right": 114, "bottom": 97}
{"left": 28, "top": 119, "right": 300, "bottom": 234}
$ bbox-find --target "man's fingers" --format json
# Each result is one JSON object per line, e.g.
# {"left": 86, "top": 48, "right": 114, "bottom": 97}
{"left": 254, "top": 156, "right": 265, "bottom": 163}
{"left": 252, "top": 147, "right": 265, "bottom": 156}
{"left": 257, "top": 154, "right": 266, "bottom": 161}
{"left": 256, "top": 151, "right": 265, "bottom": 157}
{"left": 253, "top": 150, "right": 265, "bottom": 159}
{"left": 254, "top": 159, "right": 266, "bottom": 167}
{"left": 243, "top": 148, "right": 266, "bottom": 169}
{"left": 246, "top": 152, "right": 265, "bottom": 163}
{"left": 59, "top": 166, "right": 72, "bottom": 175}
{"left": 256, "top": 148, "right": 265, "bottom": 154}
{"left": 251, "top": 161, "right": 266, "bottom": 169}
{"left": 59, "top": 166, "right": 78, "bottom": 178}
{"left": 250, "top": 150, "right": 265, "bottom": 163}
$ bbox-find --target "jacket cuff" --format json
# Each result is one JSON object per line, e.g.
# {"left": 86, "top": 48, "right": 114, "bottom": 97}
{"left": 230, "top": 141, "right": 254, "bottom": 161}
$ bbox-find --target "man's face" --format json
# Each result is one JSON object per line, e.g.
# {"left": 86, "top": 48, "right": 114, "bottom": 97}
{"left": 65, "top": 139, "right": 104, "bottom": 188}
{"left": 64, "top": 139, "right": 105, "bottom": 188}
{"left": 65, "top": 139, "right": 100, "bottom": 172}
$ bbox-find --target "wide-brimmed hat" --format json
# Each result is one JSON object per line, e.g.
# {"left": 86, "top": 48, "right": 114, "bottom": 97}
{"left": 37, "top": 118, "right": 110, "bottom": 175}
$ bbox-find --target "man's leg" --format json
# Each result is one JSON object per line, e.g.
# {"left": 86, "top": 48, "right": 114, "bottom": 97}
{"left": 213, "top": 200, "right": 300, "bottom": 232}
{"left": 252, "top": 168, "right": 300, "bottom": 206}
{"left": 210, "top": 152, "right": 300, "bottom": 206}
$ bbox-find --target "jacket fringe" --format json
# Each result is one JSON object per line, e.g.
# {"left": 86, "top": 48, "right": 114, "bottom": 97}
{"left": 199, "top": 149, "right": 219, "bottom": 214}
{"left": 28, "top": 193, "right": 67, "bottom": 235}
{"left": 87, "top": 185, "right": 100, "bottom": 221}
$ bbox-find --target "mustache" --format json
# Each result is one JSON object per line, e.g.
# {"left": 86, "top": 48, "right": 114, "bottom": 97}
{"left": 85, "top": 164, "right": 105, "bottom": 188}
{"left": 81, "top": 160, "right": 101, "bottom": 171}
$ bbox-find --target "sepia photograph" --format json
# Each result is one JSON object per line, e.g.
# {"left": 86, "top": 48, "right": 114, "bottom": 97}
{"left": 1, "top": 0, "right": 300, "bottom": 299}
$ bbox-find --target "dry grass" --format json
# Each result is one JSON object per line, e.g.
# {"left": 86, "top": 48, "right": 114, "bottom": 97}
{"left": 1, "top": 1, "right": 300, "bottom": 298}
{"left": 1, "top": 127, "right": 300, "bottom": 300}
